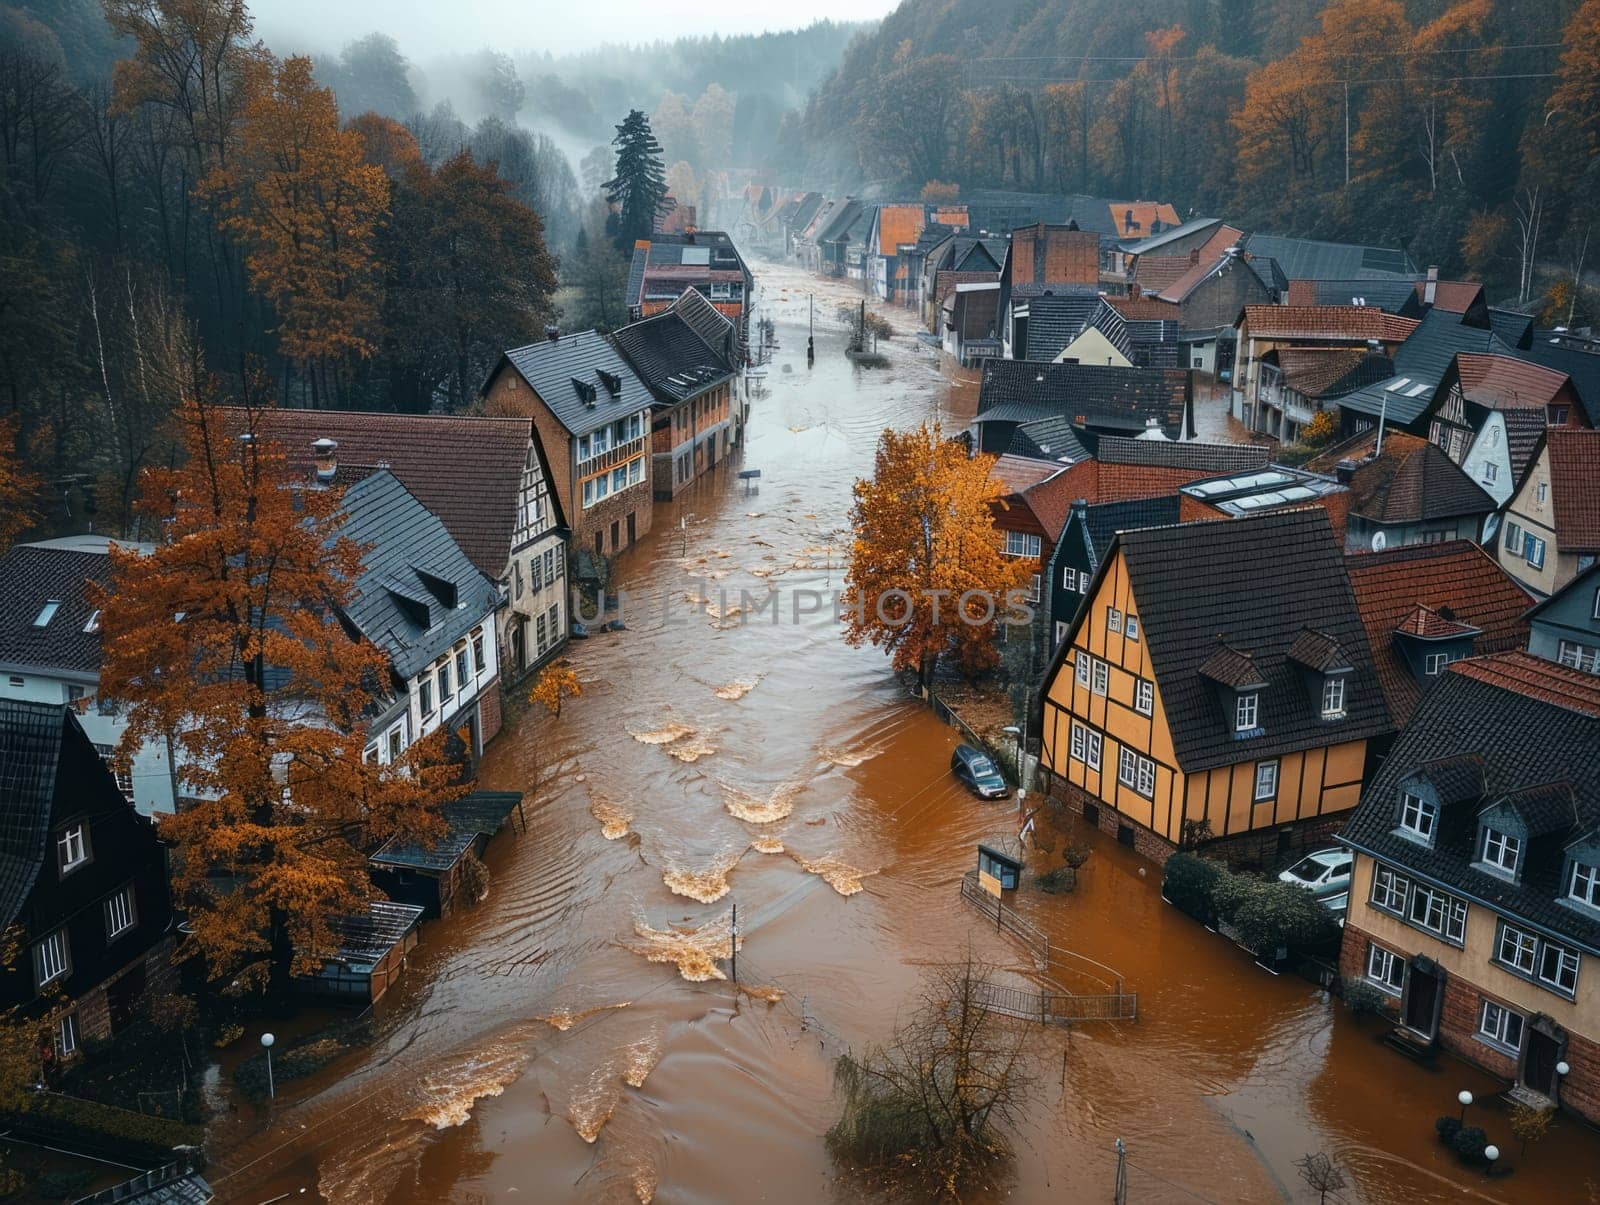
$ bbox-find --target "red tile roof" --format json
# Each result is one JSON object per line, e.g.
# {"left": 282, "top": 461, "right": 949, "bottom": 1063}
{"left": 1345, "top": 541, "right": 1532, "bottom": 724}
{"left": 1241, "top": 305, "right": 1420, "bottom": 343}
{"left": 1110, "top": 200, "right": 1181, "bottom": 236}
{"left": 1547, "top": 428, "right": 1600, "bottom": 551}
{"left": 1395, "top": 603, "right": 1480, "bottom": 638}
{"left": 1129, "top": 256, "right": 1191, "bottom": 293}
{"left": 1306, "top": 430, "right": 1495, "bottom": 525}
{"left": 1105, "top": 294, "right": 1181, "bottom": 321}
{"left": 1455, "top": 352, "right": 1570, "bottom": 409}
{"left": 1420, "top": 280, "right": 1484, "bottom": 313}
{"left": 1450, "top": 650, "right": 1600, "bottom": 718}
{"left": 990, "top": 454, "right": 1064, "bottom": 495}
{"left": 1156, "top": 225, "right": 1246, "bottom": 302}
{"left": 877, "top": 204, "right": 925, "bottom": 256}
{"left": 247, "top": 408, "right": 540, "bottom": 576}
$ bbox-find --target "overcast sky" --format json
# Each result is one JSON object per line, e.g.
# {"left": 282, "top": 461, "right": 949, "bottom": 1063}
{"left": 251, "top": 0, "right": 894, "bottom": 59}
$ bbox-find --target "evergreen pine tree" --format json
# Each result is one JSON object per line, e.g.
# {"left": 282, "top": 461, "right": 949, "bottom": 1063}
{"left": 604, "top": 109, "right": 669, "bottom": 250}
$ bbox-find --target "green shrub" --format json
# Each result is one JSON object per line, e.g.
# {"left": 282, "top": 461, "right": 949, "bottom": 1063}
{"left": 7, "top": 1092, "right": 204, "bottom": 1161}
{"left": 1451, "top": 1125, "right": 1488, "bottom": 1163}
{"left": 1036, "top": 866, "right": 1077, "bottom": 894}
{"left": 1436, "top": 1115, "right": 1462, "bottom": 1143}
{"left": 233, "top": 1014, "right": 376, "bottom": 1100}
{"left": 1162, "top": 852, "right": 1223, "bottom": 921}
{"left": 1341, "top": 977, "right": 1390, "bottom": 1016}
{"left": 1227, "top": 879, "right": 1341, "bottom": 954}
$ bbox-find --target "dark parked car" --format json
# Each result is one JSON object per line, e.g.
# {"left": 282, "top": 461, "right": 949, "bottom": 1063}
{"left": 951, "top": 744, "right": 1008, "bottom": 800}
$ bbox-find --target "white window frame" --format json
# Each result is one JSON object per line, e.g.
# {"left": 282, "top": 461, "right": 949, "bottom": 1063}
{"left": 1118, "top": 747, "right": 1138, "bottom": 789}
{"left": 1526, "top": 535, "right": 1546, "bottom": 569}
{"left": 1075, "top": 652, "right": 1091, "bottom": 688}
{"left": 1477, "top": 998, "right": 1523, "bottom": 1053}
{"left": 1125, "top": 616, "right": 1139, "bottom": 641}
{"left": 1085, "top": 729, "right": 1102, "bottom": 771}
{"left": 1557, "top": 640, "right": 1600, "bottom": 673}
{"left": 1539, "top": 941, "right": 1580, "bottom": 996}
{"left": 1371, "top": 864, "right": 1408, "bottom": 913}
{"left": 1496, "top": 921, "right": 1539, "bottom": 977}
{"left": 1107, "top": 608, "right": 1123, "bottom": 633}
{"left": 1134, "top": 679, "right": 1154, "bottom": 716}
{"left": 1569, "top": 860, "right": 1600, "bottom": 908}
{"left": 1091, "top": 660, "right": 1109, "bottom": 696}
{"left": 34, "top": 929, "right": 69, "bottom": 988}
{"left": 57, "top": 826, "right": 88, "bottom": 874}
{"left": 104, "top": 884, "right": 137, "bottom": 940}
{"left": 1366, "top": 943, "right": 1404, "bottom": 995}
{"left": 1254, "top": 760, "right": 1279, "bottom": 802}
{"left": 1136, "top": 755, "right": 1155, "bottom": 799}
{"left": 1480, "top": 826, "right": 1521, "bottom": 876}
{"left": 1320, "top": 675, "right": 1346, "bottom": 718}
{"left": 1399, "top": 791, "right": 1437, "bottom": 841}
{"left": 1070, "top": 722, "right": 1086, "bottom": 762}
{"left": 1407, "top": 882, "right": 1467, "bottom": 944}
{"left": 1028, "top": 573, "right": 1042, "bottom": 603}
{"left": 1235, "top": 692, "right": 1258, "bottom": 732}
{"left": 1003, "top": 531, "right": 1042, "bottom": 559}
{"left": 1504, "top": 521, "right": 1523, "bottom": 556}
{"left": 54, "top": 1012, "right": 78, "bottom": 1059}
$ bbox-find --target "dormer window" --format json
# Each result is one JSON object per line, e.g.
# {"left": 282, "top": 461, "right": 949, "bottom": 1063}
{"left": 1234, "top": 693, "right": 1258, "bottom": 732}
{"left": 1478, "top": 825, "right": 1520, "bottom": 876}
{"left": 1399, "top": 791, "right": 1437, "bottom": 842}
{"left": 1569, "top": 859, "right": 1600, "bottom": 909}
{"left": 1320, "top": 676, "right": 1346, "bottom": 719}
{"left": 32, "top": 600, "right": 61, "bottom": 628}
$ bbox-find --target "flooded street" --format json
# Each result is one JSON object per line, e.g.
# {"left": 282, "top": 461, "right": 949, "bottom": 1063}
{"left": 211, "top": 260, "right": 1600, "bottom": 1204}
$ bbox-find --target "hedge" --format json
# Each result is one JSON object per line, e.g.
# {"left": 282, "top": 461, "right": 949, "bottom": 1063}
{"left": 1162, "top": 852, "right": 1223, "bottom": 922}
{"left": 6, "top": 1091, "right": 203, "bottom": 1162}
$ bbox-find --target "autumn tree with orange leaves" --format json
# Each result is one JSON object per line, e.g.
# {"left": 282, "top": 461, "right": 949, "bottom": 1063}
{"left": 0, "top": 418, "right": 39, "bottom": 546}
{"left": 216, "top": 56, "right": 388, "bottom": 407}
{"left": 95, "top": 387, "right": 464, "bottom": 992}
{"left": 843, "top": 425, "right": 1032, "bottom": 688}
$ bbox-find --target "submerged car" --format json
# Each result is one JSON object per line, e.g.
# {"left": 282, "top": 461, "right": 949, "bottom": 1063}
{"left": 1278, "top": 848, "right": 1352, "bottom": 898}
{"left": 951, "top": 744, "right": 1008, "bottom": 800}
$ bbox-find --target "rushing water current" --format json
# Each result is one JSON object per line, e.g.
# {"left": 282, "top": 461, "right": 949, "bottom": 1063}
{"left": 209, "top": 261, "right": 1600, "bottom": 1203}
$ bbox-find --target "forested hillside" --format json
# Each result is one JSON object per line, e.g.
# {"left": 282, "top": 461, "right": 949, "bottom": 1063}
{"left": 780, "top": 0, "right": 1598, "bottom": 313}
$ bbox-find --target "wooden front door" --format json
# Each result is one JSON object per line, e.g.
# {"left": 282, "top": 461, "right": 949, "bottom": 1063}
{"left": 1523, "top": 1025, "right": 1562, "bottom": 1098}
{"left": 1402, "top": 960, "right": 1442, "bottom": 1038}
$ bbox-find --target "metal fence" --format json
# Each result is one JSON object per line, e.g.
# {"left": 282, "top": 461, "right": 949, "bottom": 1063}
{"left": 958, "top": 872, "right": 1138, "bottom": 1024}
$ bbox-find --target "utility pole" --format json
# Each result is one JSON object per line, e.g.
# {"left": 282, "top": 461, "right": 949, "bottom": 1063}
{"left": 1114, "top": 1138, "right": 1127, "bottom": 1204}
{"left": 1343, "top": 81, "right": 1350, "bottom": 190}
{"left": 730, "top": 902, "right": 738, "bottom": 985}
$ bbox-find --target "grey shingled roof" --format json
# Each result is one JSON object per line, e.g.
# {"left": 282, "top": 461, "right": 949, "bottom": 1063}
{"left": 1051, "top": 508, "right": 1390, "bottom": 772}
{"left": 370, "top": 790, "right": 522, "bottom": 871}
{"left": 611, "top": 309, "right": 734, "bottom": 405}
{"left": 975, "top": 361, "right": 1191, "bottom": 437}
{"left": 1517, "top": 338, "right": 1600, "bottom": 428}
{"left": 1080, "top": 495, "right": 1183, "bottom": 566}
{"left": 0, "top": 543, "right": 116, "bottom": 677}
{"left": 1243, "top": 233, "right": 1418, "bottom": 280}
{"left": 1117, "top": 217, "right": 1224, "bottom": 255}
{"left": 0, "top": 698, "right": 64, "bottom": 929}
{"left": 501, "top": 330, "right": 653, "bottom": 439}
{"left": 1023, "top": 294, "right": 1133, "bottom": 365}
{"left": 1093, "top": 436, "right": 1270, "bottom": 472}
{"left": 77, "top": 1165, "right": 215, "bottom": 1204}
{"left": 339, "top": 472, "right": 499, "bottom": 681}
{"left": 325, "top": 900, "right": 424, "bottom": 963}
{"left": 1337, "top": 307, "right": 1512, "bottom": 424}
{"left": 1006, "top": 416, "right": 1091, "bottom": 465}
{"left": 1341, "top": 658, "right": 1600, "bottom": 955}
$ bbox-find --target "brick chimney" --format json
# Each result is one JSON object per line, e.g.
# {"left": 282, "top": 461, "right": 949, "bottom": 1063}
{"left": 1129, "top": 281, "right": 1143, "bottom": 301}
{"left": 311, "top": 438, "right": 338, "bottom": 484}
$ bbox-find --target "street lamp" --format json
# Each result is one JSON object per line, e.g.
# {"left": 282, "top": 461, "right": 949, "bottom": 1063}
{"left": 261, "top": 1032, "right": 276, "bottom": 1100}
{"left": 1557, "top": 1060, "right": 1571, "bottom": 1077}
{"left": 1457, "top": 1089, "right": 1473, "bottom": 1122}
{"left": 1483, "top": 1144, "right": 1499, "bottom": 1177}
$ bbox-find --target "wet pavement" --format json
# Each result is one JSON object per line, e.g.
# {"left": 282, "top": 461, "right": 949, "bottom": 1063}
{"left": 209, "top": 260, "right": 1600, "bottom": 1203}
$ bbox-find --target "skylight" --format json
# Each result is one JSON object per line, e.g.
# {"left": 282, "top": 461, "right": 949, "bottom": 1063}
{"left": 1385, "top": 377, "right": 1412, "bottom": 392}
{"left": 83, "top": 609, "right": 100, "bottom": 633}
{"left": 32, "top": 600, "right": 61, "bottom": 628}
{"left": 1404, "top": 382, "right": 1430, "bottom": 397}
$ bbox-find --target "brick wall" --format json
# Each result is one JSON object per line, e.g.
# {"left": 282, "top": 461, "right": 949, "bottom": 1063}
{"left": 478, "top": 681, "right": 503, "bottom": 748}
{"left": 1435, "top": 974, "right": 1518, "bottom": 1080}
{"left": 1201, "top": 815, "right": 1344, "bottom": 871}
{"left": 1051, "top": 779, "right": 1179, "bottom": 865}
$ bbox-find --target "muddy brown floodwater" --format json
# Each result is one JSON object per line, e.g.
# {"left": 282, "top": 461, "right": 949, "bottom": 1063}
{"left": 210, "top": 260, "right": 1600, "bottom": 1203}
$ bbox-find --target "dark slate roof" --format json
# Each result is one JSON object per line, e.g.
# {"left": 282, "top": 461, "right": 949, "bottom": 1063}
{"left": 1516, "top": 339, "right": 1600, "bottom": 428}
{"left": 1340, "top": 655, "right": 1600, "bottom": 954}
{"left": 339, "top": 472, "right": 499, "bottom": 681}
{"left": 1337, "top": 307, "right": 1511, "bottom": 424}
{"left": 251, "top": 409, "right": 552, "bottom": 578}
{"left": 371, "top": 790, "right": 522, "bottom": 871}
{"left": 1243, "top": 233, "right": 1418, "bottom": 280}
{"left": 78, "top": 1166, "right": 215, "bottom": 1204}
{"left": 1079, "top": 495, "right": 1183, "bottom": 567}
{"left": 0, "top": 698, "right": 64, "bottom": 929}
{"left": 611, "top": 309, "right": 734, "bottom": 404}
{"left": 0, "top": 542, "right": 119, "bottom": 677}
{"left": 974, "top": 361, "right": 1191, "bottom": 437}
{"left": 1024, "top": 295, "right": 1133, "bottom": 364}
{"left": 1093, "top": 436, "right": 1270, "bottom": 473}
{"left": 1199, "top": 641, "right": 1270, "bottom": 689}
{"left": 1490, "top": 308, "right": 1536, "bottom": 349}
{"left": 1005, "top": 416, "right": 1091, "bottom": 465}
{"left": 501, "top": 330, "right": 653, "bottom": 439}
{"left": 1292, "top": 278, "right": 1424, "bottom": 314}
{"left": 1054, "top": 508, "right": 1390, "bottom": 772}
{"left": 1117, "top": 217, "right": 1224, "bottom": 255}
{"left": 324, "top": 900, "right": 424, "bottom": 963}
{"left": 1287, "top": 627, "right": 1350, "bottom": 672}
